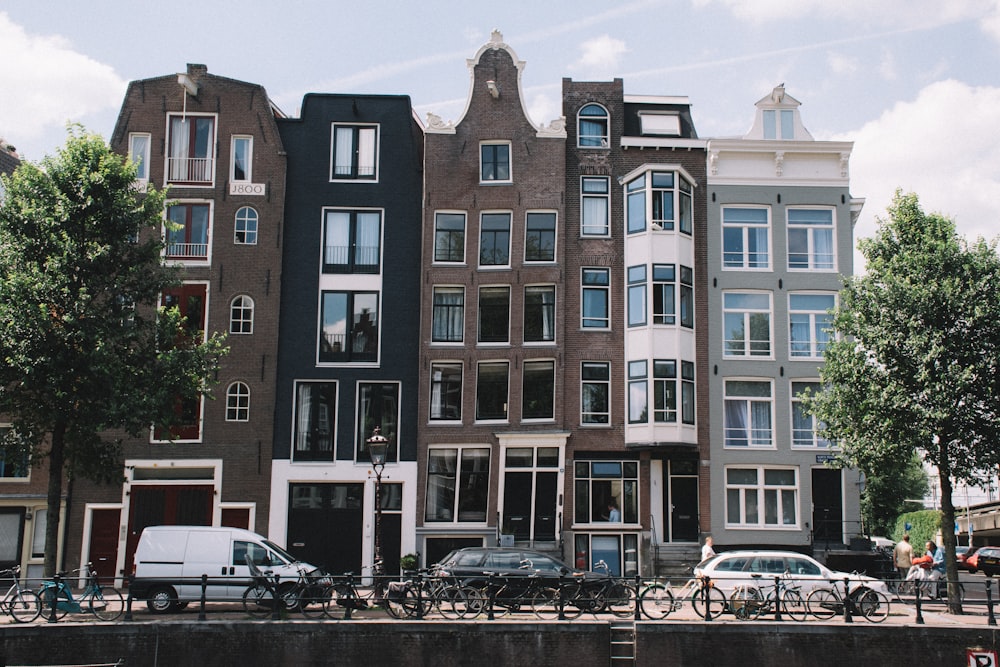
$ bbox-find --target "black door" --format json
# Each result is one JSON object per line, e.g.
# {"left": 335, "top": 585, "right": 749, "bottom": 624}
{"left": 287, "top": 483, "right": 363, "bottom": 574}
{"left": 812, "top": 468, "right": 843, "bottom": 547}
{"left": 669, "top": 476, "right": 699, "bottom": 542}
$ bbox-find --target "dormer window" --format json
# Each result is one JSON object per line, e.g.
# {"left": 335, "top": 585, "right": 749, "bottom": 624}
{"left": 763, "top": 109, "right": 794, "bottom": 140}
{"left": 578, "top": 104, "right": 609, "bottom": 148}
{"left": 639, "top": 113, "right": 680, "bottom": 137}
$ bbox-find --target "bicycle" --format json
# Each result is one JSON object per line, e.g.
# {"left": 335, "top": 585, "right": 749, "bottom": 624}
{"left": 549, "top": 560, "right": 635, "bottom": 619}
{"left": 728, "top": 571, "right": 807, "bottom": 621}
{"left": 38, "top": 563, "right": 125, "bottom": 621}
{"left": 896, "top": 569, "right": 965, "bottom": 603}
{"left": 806, "top": 581, "right": 889, "bottom": 622}
{"left": 384, "top": 567, "right": 480, "bottom": 619}
{"left": 638, "top": 572, "right": 728, "bottom": 620}
{"left": 0, "top": 566, "right": 41, "bottom": 623}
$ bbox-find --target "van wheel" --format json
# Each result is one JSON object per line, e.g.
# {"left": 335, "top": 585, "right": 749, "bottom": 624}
{"left": 147, "top": 586, "right": 179, "bottom": 614}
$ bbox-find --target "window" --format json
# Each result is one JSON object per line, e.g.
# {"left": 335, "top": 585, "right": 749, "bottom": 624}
{"left": 476, "top": 362, "right": 509, "bottom": 421}
{"left": 165, "top": 202, "right": 210, "bottom": 260}
{"left": 581, "top": 177, "right": 610, "bottom": 236}
{"left": 356, "top": 382, "right": 399, "bottom": 463}
{"left": 426, "top": 447, "right": 490, "bottom": 522}
{"left": 231, "top": 135, "right": 252, "bottom": 182}
{"left": 723, "top": 292, "right": 772, "bottom": 357}
{"left": 525, "top": 212, "right": 556, "bottom": 262}
{"left": 652, "top": 265, "right": 675, "bottom": 325}
{"left": 763, "top": 109, "right": 795, "bottom": 140}
{"left": 653, "top": 360, "right": 677, "bottom": 423}
{"left": 574, "top": 460, "right": 638, "bottom": 524}
{"left": 129, "top": 133, "right": 150, "bottom": 183}
{"left": 0, "top": 426, "right": 27, "bottom": 479}
{"left": 432, "top": 287, "right": 464, "bottom": 343}
{"left": 226, "top": 382, "right": 250, "bottom": 422}
{"left": 627, "top": 265, "right": 647, "bottom": 327}
{"left": 680, "top": 266, "right": 694, "bottom": 329}
{"left": 789, "top": 293, "right": 835, "bottom": 358}
{"left": 791, "top": 381, "right": 831, "bottom": 448}
{"left": 479, "top": 213, "right": 511, "bottom": 266}
{"left": 229, "top": 295, "right": 253, "bottom": 334}
{"left": 434, "top": 212, "right": 466, "bottom": 263}
{"left": 726, "top": 466, "right": 798, "bottom": 527}
{"left": 331, "top": 124, "right": 377, "bottom": 180}
{"left": 582, "top": 268, "right": 610, "bottom": 329}
{"left": 639, "top": 113, "right": 680, "bottom": 136}
{"left": 234, "top": 207, "right": 258, "bottom": 245}
{"left": 681, "top": 361, "right": 695, "bottom": 425}
{"left": 724, "top": 380, "right": 773, "bottom": 448}
{"left": 167, "top": 115, "right": 215, "bottom": 184}
{"left": 628, "top": 360, "right": 648, "bottom": 424}
{"left": 524, "top": 286, "right": 555, "bottom": 343}
{"left": 478, "top": 286, "right": 510, "bottom": 343}
{"left": 522, "top": 360, "right": 555, "bottom": 420}
{"left": 429, "top": 362, "right": 463, "bottom": 421}
{"left": 581, "top": 362, "right": 610, "bottom": 425}
{"left": 788, "top": 208, "right": 835, "bottom": 270}
{"left": 625, "top": 171, "right": 693, "bottom": 235}
{"left": 162, "top": 282, "right": 208, "bottom": 341}
{"left": 502, "top": 446, "right": 560, "bottom": 540}
{"left": 723, "top": 207, "right": 769, "bottom": 269}
{"left": 323, "top": 209, "right": 381, "bottom": 274}
{"left": 293, "top": 382, "right": 336, "bottom": 461}
{"left": 480, "top": 142, "right": 511, "bottom": 182}
{"left": 319, "top": 291, "right": 379, "bottom": 362}
{"left": 578, "top": 103, "right": 609, "bottom": 148}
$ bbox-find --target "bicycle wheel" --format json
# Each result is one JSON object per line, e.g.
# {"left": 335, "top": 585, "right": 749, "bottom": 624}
{"left": 639, "top": 583, "right": 675, "bottom": 620}
{"left": 243, "top": 584, "right": 276, "bottom": 618}
{"left": 780, "top": 589, "right": 808, "bottom": 622}
{"left": 457, "top": 586, "right": 486, "bottom": 619}
{"left": 88, "top": 587, "right": 124, "bottom": 621}
{"left": 530, "top": 587, "right": 560, "bottom": 620}
{"left": 300, "top": 586, "right": 333, "bottom": 619}
{"left": 386, "top": 586, "right": 424, "bottom": 619}
{"left": 434, "top": 584, "right": 473, "bottom": 620}
{"left": 729, "top": 585, "right": 763, "bottom": 620}
{"left": 38, "top": 586, "right": 69, "bottom": 621}
{"left": 856, "top": 588, "right": 889, "bottom": 623}
{"left": 9, "top": 589, "right": 41, "bottom": 623}
{"left": 896, "top": 578, "right": 915, "bottom": 597}
{"left": 559, "top": 583, "right": 585, "bottom": 620}
{"left": 690, "top": 585, "right": 727, "bottom": 620}
{"left": 806, "top": 588, "right": 839, "bottom": 620}
{"left": 606, "top": 582, "right": 636, "bottom": 618}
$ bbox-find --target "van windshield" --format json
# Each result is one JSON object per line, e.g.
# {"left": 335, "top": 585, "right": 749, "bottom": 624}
{"left": 263, "top": 539, "right": 297, "bottom": 564}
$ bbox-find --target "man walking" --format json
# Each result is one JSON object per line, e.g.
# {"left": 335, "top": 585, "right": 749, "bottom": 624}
{"left": 893, "top": 534, "right": 913, "bottom": 581}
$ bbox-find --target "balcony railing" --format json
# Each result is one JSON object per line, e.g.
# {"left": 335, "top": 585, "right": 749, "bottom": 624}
{"left": 167, "top": 157, "right": 214, "bottom": 184}
{"left": 166, "top": 242, "right": 209, "bottom": 259}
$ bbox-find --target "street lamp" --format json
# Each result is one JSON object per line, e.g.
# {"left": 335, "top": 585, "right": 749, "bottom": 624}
{"left": 366, "top": 426, "right": 389, "bottom": 585}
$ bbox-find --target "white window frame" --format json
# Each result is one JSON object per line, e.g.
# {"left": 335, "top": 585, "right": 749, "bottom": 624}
{"left": 523, "top": 284, "right": 556, "bottom": 344}
{"left": 723, "top": 291, "right": 773, "bottom": 358}
{"left": 524, "top": 211, "right": 557, "bottom": 263}
{"left": 479, "top": 141, "right": 512, "bottom": 184}
{"left": 164, "top": 199, "right": 213, "bottom": 264}
{"left": 229, "top": 295, "right": 254, "bottom": 334}
{"left": 234, "top": 206, "right": 258, "bottom": 245}
{"left": 230, "top": 135, "right": 253, "bottom": 183}
{"left": 722, "top": 206, "right": 771, "bottom": 270}
{"left": 429, "top": 361, "right": 463, "bottom": 422}
{"left": 725, "top": 465, "right": 799, "bottom": 529}
{"left": 581, "top": 362, "right": 611, "bottom": 426}
{"left": 425, "top": 446, "right": 491, "bottom": 523}
{"left": 790, "top": 380, "right": 831, "bottom": 449}
{"left": 577, "top": 103, "right": 609, "bottom": 148}
{"left": 165, "top": 113, "right": 217, "bottom": 187}
{"left": 129, "top": 132, "right": 151, "bottom": 185}
{"left": 433, "top": 211, "right": 466, "bottom": 264}
{"left": 787, "top": 207, "right": 836, "bottom": 271}
{"left": 628, "top": 360, "right": 648, "bottom": 424}
{"left": 582, "top": 268, "right": 611, "bottom": 330}
{"left": 723, "top": 379, "right": 774, "bottom": 449}
{"left": 789, "top": 292, "right": 836, "bottom": 359}
{"left": 475, "top": 361, "right": 510, "bottom": 423}
{"left": 522, "top": 359, "right": 556, "bottom": 422}
{"left": 581, "top": 177, "right": 610, "bottom": 237}
{"left": 225, "top": 382, "right": 250, "bottom": 422}
{"left": 330, "top": 123, "right": 379, "bottom": 181}
{"left": 292, "top": 381, "right": 337, "bottom": 462}
{"left": 477, "top": 285, "right": 510, "bottom": 345}
{"left": 479, "top": 211, "right": 512, "bottom": 268}
{"left": 431, "top": 286, "right": 465, "bottom": 344}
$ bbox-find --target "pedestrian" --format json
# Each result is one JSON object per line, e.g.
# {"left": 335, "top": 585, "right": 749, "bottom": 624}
{"left": 893, "top": 534, "right": 913, "bottom": 581}
{"left": 606, "top": 500, "right": 621, "bottom": 522}
{"left": 701, "top": 536, "right": 716, "bottom": 561}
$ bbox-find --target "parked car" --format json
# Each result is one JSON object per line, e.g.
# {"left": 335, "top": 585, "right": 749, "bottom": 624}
{"left": 434, "top": 547, "right": 600, "bottom": 597}
{"left": 693, "top": 550, "right": 889, "bottom": 596}
{"left": 869, "top": 536, "right": 895, "bottom": 551}
{"left": 966, "top": 547, "right": 1000, "bottom": 576}
{"left": 956, "top": 546, "right": 979, "bottom": 571}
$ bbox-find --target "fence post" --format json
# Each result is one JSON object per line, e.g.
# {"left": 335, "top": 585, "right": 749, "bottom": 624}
{"left": 47, "top": 573, "right": 60, "bottom": 623}
{"left": 487, "top": 572, "right": 496, "bottom": 621}
{"left": 703, "top": 576, "right": 713, "bottom": 622}
{"left": 987, "top": 579, "right": 997, "bottom": 627}
{"left": 633, "top": 573, "right": 642, "bottom": 622}
{"left": 415, "top": 571, "right": 424, "bottom": 621}
{"left": 199, "top": 574, "right": 208, "bottom": 621}
{"left": 842, "top": 578, "right": 853, "bottom": 623}
{"left": 271, "top": 574, "right": 282, "bottom": 620}
{"left": 124, "top": 575, "right": 134, "bottom": 622}
{"left": 914, "top": 579, "right": 924, "bottom": 624}
{"left": 343, "top": 575, "right": 353, "bottom": 620}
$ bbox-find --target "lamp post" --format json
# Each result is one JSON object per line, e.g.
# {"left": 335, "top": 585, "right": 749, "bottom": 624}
{"left": 367, "top": 426, "right": 389, "bottom": 586}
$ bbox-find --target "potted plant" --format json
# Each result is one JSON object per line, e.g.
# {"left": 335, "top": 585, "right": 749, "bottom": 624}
{"left": 399, "top": 553, "right": 419, "bottom": 573}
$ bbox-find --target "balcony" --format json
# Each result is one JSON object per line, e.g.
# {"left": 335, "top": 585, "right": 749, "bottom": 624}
{"left": 166, "top": 242, "right": 209, "bottom": 260}
{"left": 167, "top": 157, "right": 214, "bottom": 185}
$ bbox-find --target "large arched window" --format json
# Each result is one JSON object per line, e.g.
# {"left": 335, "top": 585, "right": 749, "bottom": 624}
{"left": 226, "top": 382, "right": 250, "bottom": 422}
{"left": 230, "top": 295, "right": 254, "bottom": 334}
{"left": 578, "top": 103, "right": 609, "bottom": 148}
{"left": 235, "top": 206, "right": 258, "bottom": 245}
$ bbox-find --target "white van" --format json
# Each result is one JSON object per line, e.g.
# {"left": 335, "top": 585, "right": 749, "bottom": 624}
{"left": 130, "top": 525, "right": 317, "bottom": 613}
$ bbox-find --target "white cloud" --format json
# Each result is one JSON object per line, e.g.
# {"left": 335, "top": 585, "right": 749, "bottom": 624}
{"left": 827, "top": 52, "right": 859, "bottom": 75}
{"left": 572, "top": 35, "right": 627, "bottom": 79}
{"left": 838, "top": 80, "right": 1000, "bottom": 269}
{"left": 0, "top": 13, "right": 125, "bottom": 159}
{"left": 526, "top": 91, "right": 562, "bottom": 129}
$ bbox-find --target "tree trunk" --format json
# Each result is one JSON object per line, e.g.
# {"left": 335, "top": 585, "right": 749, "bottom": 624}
{"left": 44, "top": 421, "right": 66, "bottom": 577}
{"left": 938, "top": 467, "right": 963, "bottom": 614}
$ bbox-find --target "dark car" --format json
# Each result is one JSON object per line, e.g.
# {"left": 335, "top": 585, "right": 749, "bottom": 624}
{"left": 434, "top": 547, "right": 599, "bottom": 599}
{"left": 967, "top": 547, "right": 1000, "bottom": 576}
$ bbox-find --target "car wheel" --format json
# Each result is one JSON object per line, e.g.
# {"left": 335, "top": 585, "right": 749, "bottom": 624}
{"left": 146, "top": 586, "right": 179, "bottom": 614}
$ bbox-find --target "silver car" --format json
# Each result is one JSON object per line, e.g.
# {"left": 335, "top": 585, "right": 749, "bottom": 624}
{"left": 693, "top": 549, "right": 889, "bottom": 596}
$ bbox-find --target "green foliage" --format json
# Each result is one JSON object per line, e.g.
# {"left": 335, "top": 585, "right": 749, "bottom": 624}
{"left": 893, "top": 510, "right": 941, "bottom": 550}
{"left": 0, "top": 126, "right": 228, "bottom": 571}
{"left": 862, "top": 453, "right": 929, "bottom": 537}
{"left": 399, "top": 553, "right": 419, "bottom": 571}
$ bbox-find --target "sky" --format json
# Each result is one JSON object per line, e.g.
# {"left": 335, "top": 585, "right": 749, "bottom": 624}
{"left": 3, "top": 1, "right": 1000, "bottom": 266}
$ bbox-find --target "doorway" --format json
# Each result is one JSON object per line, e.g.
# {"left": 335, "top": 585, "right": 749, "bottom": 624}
{"left": 662, "top": 459, "right": 699, "bottom": 542}
{"left": 812, "top": 468, "right": 844, "bottom": 547}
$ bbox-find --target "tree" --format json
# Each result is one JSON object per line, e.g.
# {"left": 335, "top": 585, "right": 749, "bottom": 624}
{"left": 807, "top": 190, "right": 1000, "bottom": 612}
{"left": 0, "top": 127, "right": 227, "bottom": 575}
{"left": 861, "top": 452, "right": 928, "bottom": 537}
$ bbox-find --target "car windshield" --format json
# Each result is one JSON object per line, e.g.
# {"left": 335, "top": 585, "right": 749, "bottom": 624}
{"left": 262, "top": 539, "right": 297, "bottom": 565}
